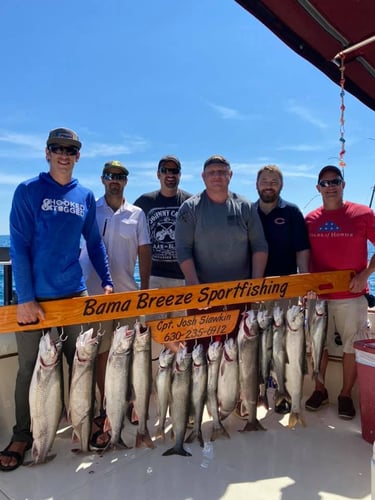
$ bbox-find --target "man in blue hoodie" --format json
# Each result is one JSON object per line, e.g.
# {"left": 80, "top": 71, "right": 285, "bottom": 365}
{"left": 0, "top": 128, "right": 113, "bottom": 472}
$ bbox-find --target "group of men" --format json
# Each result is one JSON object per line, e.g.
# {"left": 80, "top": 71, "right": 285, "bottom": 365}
{"left": 1, "top": 126, "right": 374, "bottom": 472}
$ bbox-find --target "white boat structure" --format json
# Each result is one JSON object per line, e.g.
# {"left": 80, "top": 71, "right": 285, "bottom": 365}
{"left": 1, "top": 250, "right": 375, "bottom": 500}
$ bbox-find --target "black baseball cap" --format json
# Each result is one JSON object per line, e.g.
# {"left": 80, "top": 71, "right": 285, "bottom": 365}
{"left": 46, "top": 128, "right": 82, "bottom": 149}
{"left": 318, "top": 165, "right": 343, "bottom": 181}
{"left": 157, "top": 155, "right": 181, "bottom": 171}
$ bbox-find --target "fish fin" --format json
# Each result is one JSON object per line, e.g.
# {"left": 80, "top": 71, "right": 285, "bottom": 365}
{"left": 239, "top": 419, "right": 266, "bottom": 432}
{"left": 288, "top": 412, "right": 306, "bottom": 429}
{"left": 210, "top": 424, "right": 230, "bottom": 441}
{"left": 162, "top": 445, "right": 192, "bottom": 457}
{"left": 135, "top": 431, "right": 155, "bottom": 449}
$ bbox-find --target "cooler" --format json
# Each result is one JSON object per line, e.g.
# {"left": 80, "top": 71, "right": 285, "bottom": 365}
{"left": 354, "top": 339, "right": 375, "bottom": 444}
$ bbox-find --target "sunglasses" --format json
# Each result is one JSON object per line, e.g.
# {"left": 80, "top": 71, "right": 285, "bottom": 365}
{"left": 318, "top": 178, "right": 343, "bottom": 188}
{"left": 48, "top": 145, "right": 79, "bottom": 156}
{"left": 103, "top": 172, "right": 127, "bottom": 181}
{"left": 159, "top": 166, "right": 181, "bottom": 175}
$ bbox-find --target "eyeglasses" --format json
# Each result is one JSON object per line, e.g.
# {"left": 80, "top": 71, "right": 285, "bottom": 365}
{"left": 48, "top": 145, "right": 79, "bottom": 156}
{"left": 318, "top": 178, "right": 343, "bottom": 188}
{"left": 159, "top": 166, "right": 181, "bottom": 175}
{"left": 103, "top": 172, "right": 127, "bottom": 181}
{"left": 204, "top": 169, "right": 230, "bottom": 177}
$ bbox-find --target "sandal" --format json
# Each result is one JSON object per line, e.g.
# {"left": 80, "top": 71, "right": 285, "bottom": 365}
{"left": 90, "top": 414, "right": 111, "bottom": 450}
{"left": 0, "top": 441, "right": 32, "bottom": 472}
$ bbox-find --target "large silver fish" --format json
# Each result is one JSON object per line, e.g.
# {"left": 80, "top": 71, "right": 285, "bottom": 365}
{"left": 132, "top": 320, "right": 154, "bottom": 448}
{"left": 29, "top": 332, "right": 63, "bottom": 464}
{"left": 69, "top": 327, "right": 99, "bottom": 452}
{"left": 257, "top": 308, "right": 273, "bottom": 410}
{"left": 237, "top": 310, "right": 265, "bottom": 432}
{"left": 104, "top": 325, "right": 134, "bottom": 448}
{"left": 185, "top": 343, "right": 207, "bottom": 447}
{"left": 285, "top": 305, "right": 306, "bottom": 428}
{"left": 309, "top": 298, "right": 327, "bottom": 383}
{"left": 272, "top": 305, "right": 287, "bottom": 407}
{"left": 155, "top": 348, "right": 175, "bottom": 441}
{"left": 217, "top": 337, "right": 239, "bottom": 421}
{"left": 163, "top": 346, "right": 192, "bottom": 456}
{"left": 207, "top": 340, "right": 229, "bottom": 441}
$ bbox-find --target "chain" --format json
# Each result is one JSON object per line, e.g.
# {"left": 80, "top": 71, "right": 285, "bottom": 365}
{"left": 339, "top": 54, "right": 346, "bottom": 172}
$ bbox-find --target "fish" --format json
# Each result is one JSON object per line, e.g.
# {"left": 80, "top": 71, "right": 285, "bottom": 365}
{"left": 185, "top": 343, "right": 207, "bottom": 447}
{"left": 237, "top": 310, "right": 265, "bottom": 432}
{"left": 132, "top": 320, "right": 154, "bottom": 448}
{"left": 217, "top": 337, "right": 239, "bottom": 421}
{"left": 257, "top": 308, "right": 273, "bottom": 410}
{"left": 206, "top": 340, "right": 230, "bottom": 441}
{"left": 29, "top": 332, "right": 63, "bottom": 464}
{"left": 69, "top": 327, "right": 100, "bottom": 452}
{"left": 309, "top": 298, "right": 327, "bottom": 383}
{"left": 104, "top": 325, "right": 135, "bottom": 448}
{"left": 163, "top": 346, "right": 192, "bottom": 456}
{"left": 285, "top": 305, "right": 307, "bottom": 428}
{"left": 155, "top": 348, "right": 175, "bottom": 441}
{"left": 272, "top": 305, "right": 288, "bottom": 407}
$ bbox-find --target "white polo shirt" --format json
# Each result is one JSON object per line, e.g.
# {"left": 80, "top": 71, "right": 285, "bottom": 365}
{"left": 80, "top": 196, "right": 150, "bottom": 294}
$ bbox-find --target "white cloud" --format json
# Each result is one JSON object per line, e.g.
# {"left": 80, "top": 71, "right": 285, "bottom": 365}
{"left": 208, "top": 102, "right": 248, "bottom": 120}
{"left": 286, "top": 102, "right": 328, "bottom": 129}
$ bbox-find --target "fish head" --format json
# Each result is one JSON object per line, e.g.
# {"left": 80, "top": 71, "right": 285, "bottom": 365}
{"left": 273, "top": 305, "right": 284, "bottom": 326}
{"left": 191, "top": 343, "right": 206, "bottom": 365}
{"left": 207, "top": 340, "right": 223, "bottom": 363}
{"left": 175, "top": 346, "right": 192, "bottom": 372}
{"left": 223, "top": 337, "right": 238, "bottom": 361}
{"left": 39, "top": 332, "right": 59, "bottom": 367}
{"left": 315, "top": 298, "right": 327, "bottom": 317}
{"left": 238, "top": 309, "right": 259, "bottom": 342}
{"left": 286, "top": 305, "right": 305, "bottom": 330}
{"left": 159, "top": 347, "right": 176, "bottom": 368}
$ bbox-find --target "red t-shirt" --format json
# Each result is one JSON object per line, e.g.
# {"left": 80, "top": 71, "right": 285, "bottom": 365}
{"left": 305, "top": 201, "right": 375, "bottom": 299}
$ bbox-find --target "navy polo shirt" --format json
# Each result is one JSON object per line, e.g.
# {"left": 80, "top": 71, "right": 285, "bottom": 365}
{"left": 256, "top": 198, "right": 310, "bottom": 277}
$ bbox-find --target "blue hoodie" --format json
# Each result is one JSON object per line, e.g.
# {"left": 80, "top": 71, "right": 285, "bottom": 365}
{"left": 10, "top": 172, "right": 113, "bottom": 303}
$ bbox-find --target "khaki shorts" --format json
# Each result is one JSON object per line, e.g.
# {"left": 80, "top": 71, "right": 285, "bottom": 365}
{"left": 147, "top": 275, "right": 187, "bottom": 321}
{"left": 326, "top": 296, "right": 368, "bottom": 354}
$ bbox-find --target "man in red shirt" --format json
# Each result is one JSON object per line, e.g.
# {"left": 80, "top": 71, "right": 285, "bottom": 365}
{"left": 305, "top": 165, "right": 375, "bottom": 419}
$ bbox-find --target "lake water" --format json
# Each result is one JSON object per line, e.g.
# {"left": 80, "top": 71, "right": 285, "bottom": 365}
{"left": 1, "top": 234, "right": 375, "bottom": 305}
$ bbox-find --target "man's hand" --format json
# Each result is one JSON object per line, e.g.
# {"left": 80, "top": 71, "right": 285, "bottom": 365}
{"left": 17, "top": 300, "right": 45, "bottom": 325}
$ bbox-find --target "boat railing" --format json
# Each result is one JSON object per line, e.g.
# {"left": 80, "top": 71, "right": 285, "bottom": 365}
{"left": 0, "top": 247, "right": 13, "bottom": 306}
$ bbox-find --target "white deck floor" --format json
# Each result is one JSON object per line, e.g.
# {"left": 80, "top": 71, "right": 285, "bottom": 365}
{"left": 0, "top": 352, "right": 373, "bottom": 500}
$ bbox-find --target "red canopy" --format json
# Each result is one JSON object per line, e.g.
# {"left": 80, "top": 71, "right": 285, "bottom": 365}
{"left": 235, "top": 0, "right": 375, "bottom": 111}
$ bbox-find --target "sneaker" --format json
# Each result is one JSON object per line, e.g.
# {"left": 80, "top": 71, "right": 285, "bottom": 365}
{"left": 338, "top": 396, "right": 356, "bottom": 420}
{"left": 305, "top": 389, "right": 329, "bottom": 411}
{"left": 274, "top": 398, "right": 291, "bottom": 415}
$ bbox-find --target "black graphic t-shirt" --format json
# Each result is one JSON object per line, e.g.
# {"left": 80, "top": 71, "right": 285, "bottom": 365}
{"left": 134, "top": 190, "right": 192, "bottom": 279}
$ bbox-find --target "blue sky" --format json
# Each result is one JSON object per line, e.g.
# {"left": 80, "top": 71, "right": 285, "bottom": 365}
{"left": 0, "top": 0, "right": 374, "bottom": 235}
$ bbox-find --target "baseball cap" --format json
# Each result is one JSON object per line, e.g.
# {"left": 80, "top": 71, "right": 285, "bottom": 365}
{"left": 318, "top": 165, "right": 343, "bottom": 181}
{"left": 203, "top": 155, "right": 230, "bottom": 169}
{"left": 46, "top": 128, "right": 82, "bottom": 149}
{"left": 102, "top": 160, "right": 129, "bottom": 176}
{"left": 157, "top": 155, "right": 181, "bottom": 171}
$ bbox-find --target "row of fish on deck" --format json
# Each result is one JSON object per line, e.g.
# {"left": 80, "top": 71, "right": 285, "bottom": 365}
{"left": 28, "top": 299, "right": 327, "bottom": 463}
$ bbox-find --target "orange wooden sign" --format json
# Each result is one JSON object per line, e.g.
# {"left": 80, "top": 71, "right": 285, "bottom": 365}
{"left": 148, "top": 309, "right": 240, "bottom": 344}
{"left": 0, "top": 270, "right": 353, "bottom": 334}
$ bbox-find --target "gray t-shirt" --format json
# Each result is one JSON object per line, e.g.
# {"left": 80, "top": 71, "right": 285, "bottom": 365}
{"left": 175, "top": 190, "right": 268, "bottom": 283}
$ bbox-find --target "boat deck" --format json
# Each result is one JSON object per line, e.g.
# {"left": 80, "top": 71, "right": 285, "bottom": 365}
{"left": 0, "top": 354, "right": 373, "bottom": 500}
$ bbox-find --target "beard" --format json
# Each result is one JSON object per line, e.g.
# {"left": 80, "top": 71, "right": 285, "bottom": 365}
{"left": 258, "top": 190, "right": 279, "bottom": 203}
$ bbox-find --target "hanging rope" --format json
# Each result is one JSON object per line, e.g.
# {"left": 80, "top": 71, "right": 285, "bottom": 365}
{"left": 338, "top": 53, "right": 346, "bottom": 174}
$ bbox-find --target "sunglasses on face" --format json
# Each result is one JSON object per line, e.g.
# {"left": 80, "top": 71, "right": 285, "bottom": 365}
{"left": 159, "top": 166, "right": 181, "bottom": 175}
{"left": 318, "top": 178, "right": 343, "bottom": 188}
{"left": 103, "top": 172, "right": 127, "bottom": 181}
{"left": 48, "top": 145, "right": 79, "bottom": 156}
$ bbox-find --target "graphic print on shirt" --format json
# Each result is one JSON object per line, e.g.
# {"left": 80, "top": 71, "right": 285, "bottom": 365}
{"left": 319, "top": 221, "right": 340, "bottom": 232}
{"left": 147, "top": 207, "right": 178, "bottom": 262}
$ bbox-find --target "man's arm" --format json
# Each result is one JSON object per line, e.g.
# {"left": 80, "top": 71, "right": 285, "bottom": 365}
{"left": 296, "top": 249, "right": 310, "bottom": 274}
{"left": 179, "top": 258, "right": 200, "bottom": 286}
{"left": 251, "top": 251, "right": 268, "bottom": 279}
{"left": 138, "top": 244, "right": 152, "bottom": 289}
